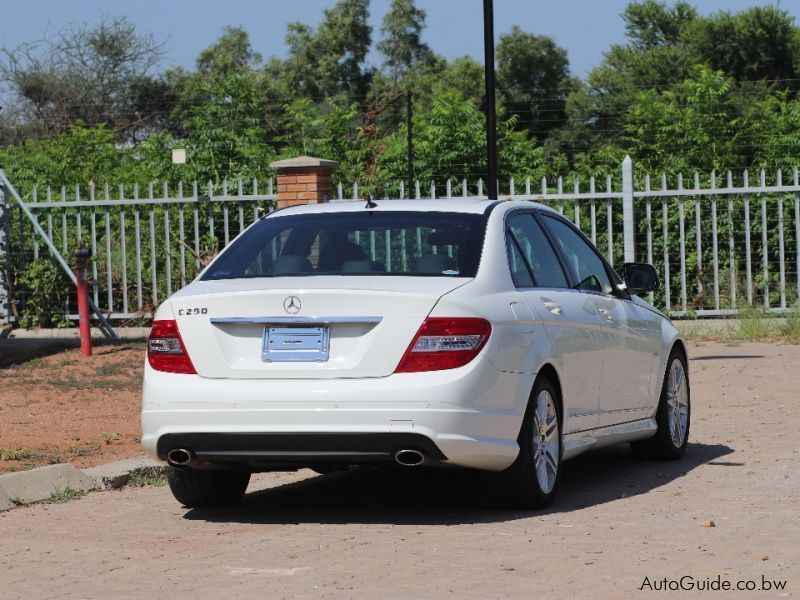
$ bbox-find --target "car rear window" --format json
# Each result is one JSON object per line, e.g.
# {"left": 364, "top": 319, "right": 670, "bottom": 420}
{"left": 201, "top": 211, "right": 488, "bottom": 279}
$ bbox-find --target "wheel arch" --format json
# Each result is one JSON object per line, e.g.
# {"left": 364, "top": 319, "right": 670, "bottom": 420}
{"left": 514, "top": 363, "right": 564, "bottom": 441}
{"left": 535, "top": 363, "right": 563, "bottom": 420}
{"left": 671, "top": 338, "right": 688, "bottom": 361}
{"left": 667, "top": 337, "right": 690, "bottom": 389}
{"left": 669, "top": 338, "right": 690, "bottom": 399}
{"left": 659, "top": 320, "right": 689, "bottom": 397}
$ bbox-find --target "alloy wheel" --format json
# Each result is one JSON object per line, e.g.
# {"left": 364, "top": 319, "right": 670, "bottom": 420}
{"left": 532, "top": 389, "right": 560, "bottom": 494}
{"left": 666, "top": 358, "right": 689, "bottom": 447}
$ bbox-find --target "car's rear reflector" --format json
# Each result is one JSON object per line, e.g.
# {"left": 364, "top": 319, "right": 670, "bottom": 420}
{"left": 394, "top": 317, "right": 491, "bottom": 373}
{"left": 147, "top": 319, "right": 197, "bottom": 374}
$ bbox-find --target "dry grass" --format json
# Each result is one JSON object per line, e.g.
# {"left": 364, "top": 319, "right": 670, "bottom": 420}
{"left": 678, "top": 308, "right": 800, "bottom": 344}
{"left": 0, "top": 343, "right": 145, "bottom": 474}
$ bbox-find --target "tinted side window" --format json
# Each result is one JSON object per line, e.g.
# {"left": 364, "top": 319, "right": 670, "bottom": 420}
{"left": 507, "top": 214, "right": 568, "bottom": 288}
{"left": 506, "top": 236, "right": 534, "bottom": 287}
{"left": 542, "top": 215, "right": 613, "bottom": 294}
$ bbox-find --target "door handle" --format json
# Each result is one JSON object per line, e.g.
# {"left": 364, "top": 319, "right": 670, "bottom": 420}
{"left": 542, "top": 300, "right": 562, "bottom": 315}
{"left": 597, "top": 307, "right": 614, "bottom": 322}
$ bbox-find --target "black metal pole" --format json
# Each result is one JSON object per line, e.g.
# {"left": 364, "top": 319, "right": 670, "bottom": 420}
{"left": 406, "top": 90, "right": 414, "bottom": 198}
{"left": 483, "top": 0, "right": 498, "bottom": 199}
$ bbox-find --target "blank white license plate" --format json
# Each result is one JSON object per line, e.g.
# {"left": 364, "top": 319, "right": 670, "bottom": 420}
{"left": 261, "top": 326, "right": 330, "bottom": 362}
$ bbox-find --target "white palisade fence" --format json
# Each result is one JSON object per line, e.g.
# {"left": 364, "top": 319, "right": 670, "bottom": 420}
{"left": 2, "top": 158, "right": 799, "bottom": 323}
{"left": 3, "top": 178, "right": 276, "bottom": 321}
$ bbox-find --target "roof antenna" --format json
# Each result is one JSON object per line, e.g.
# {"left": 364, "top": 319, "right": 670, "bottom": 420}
{"left": 365, "top": 194, "right": 378, "bottom": 209}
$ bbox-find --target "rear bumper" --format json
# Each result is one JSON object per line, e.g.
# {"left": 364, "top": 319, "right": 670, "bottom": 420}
{"left": 156, "top": 432, "right": 447, "bottom": 468}
{"left": 141, "top": 357, "right": 526, "bottom": 471}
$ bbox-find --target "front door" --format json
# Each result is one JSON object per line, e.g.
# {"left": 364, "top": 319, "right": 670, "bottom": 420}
{"left": 586, "top": 294, "right": 659, "bottom": 426}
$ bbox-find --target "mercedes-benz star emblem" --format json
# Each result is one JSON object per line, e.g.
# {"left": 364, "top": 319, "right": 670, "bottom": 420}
{"left": 283, "top": 296, "right": 301, "bottom": 314}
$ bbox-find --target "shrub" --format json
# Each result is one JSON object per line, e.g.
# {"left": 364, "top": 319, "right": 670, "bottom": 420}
{"left": 17, "top": 259, "right": 70, "bottom": 329}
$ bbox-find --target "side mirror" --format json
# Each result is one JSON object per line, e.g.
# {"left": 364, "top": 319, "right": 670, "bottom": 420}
{"left": 623, "top": 263, "right": 659, "bottom": 295}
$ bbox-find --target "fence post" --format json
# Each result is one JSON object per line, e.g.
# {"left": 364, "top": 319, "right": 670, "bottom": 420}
{"left": 269, "top": 156, "right": 338, "bottom": 207}
{"left": 0, "top": 183, "right": 8, "bottom": 324}
{"left": 622, "top": 155, "right": 635, "bottom": 263}
{"left": 75, "top": 247, "right": 92, "bottom": 357}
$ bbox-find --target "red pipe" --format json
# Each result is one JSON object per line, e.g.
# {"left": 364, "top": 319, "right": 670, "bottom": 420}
{"left": 74, "top": 247, "right": 92, "bottom": 357}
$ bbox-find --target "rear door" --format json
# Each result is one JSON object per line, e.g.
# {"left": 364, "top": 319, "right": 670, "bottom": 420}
{"left": 505, "top": 212, "right": 605, "bottom": 434}
{"left": 539, "top": 213, "right": 657, "bottom": 427}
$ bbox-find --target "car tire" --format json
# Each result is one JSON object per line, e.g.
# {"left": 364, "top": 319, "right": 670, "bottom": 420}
{"left": 631, "top": 347, "right": 690, "bottom": 461}
{"left": 491, "top": 376, "right": 562, "bottom": 509}
{"left": 166, "top": 467, "right": 251, "bottom": 508}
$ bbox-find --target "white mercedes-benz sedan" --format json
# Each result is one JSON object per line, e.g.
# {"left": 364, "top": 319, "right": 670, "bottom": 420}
{"left": 141, "top": 199, "right": 690, "bottom": 509}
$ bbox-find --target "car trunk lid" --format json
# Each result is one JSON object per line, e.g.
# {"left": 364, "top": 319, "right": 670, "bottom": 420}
{"left": 170, "top": 276, "right": 468, "bottom": 379}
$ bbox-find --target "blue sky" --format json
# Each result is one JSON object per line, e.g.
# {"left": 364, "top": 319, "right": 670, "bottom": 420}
{"left": 3, "top": 1, "right": 799, "bottom": 78}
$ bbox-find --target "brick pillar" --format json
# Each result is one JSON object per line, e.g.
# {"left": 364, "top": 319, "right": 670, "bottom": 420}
{"left": 269, "top": 156, "right": 338, "bottom": 209}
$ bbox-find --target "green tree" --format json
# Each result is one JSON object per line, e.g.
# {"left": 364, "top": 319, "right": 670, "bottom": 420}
{"left": 0, "top": 124, "right": 122, "bottom": 191}
{"left": 686, "top": 6, "right": 800, "bottom": 86}
{"left": 624, "top": 65, "right": 741, "bottom": 173}
{"left": 378, "top": 89, "right": 544, "bottom": 191}
{"left": 497, "top": 26, "right": 572, "bottom": 141}
{"left": 0, "top": 124, "right": 196, "bottom": 193}
{"left": 568, "top": 0, "right": 800, "bottom": 159}
{"left": 740, "top": 91, "right": 800, "bottom": 170}
{"left": 277, "top": 0, "right": 372, "bottom": 101}
{"left": 386, "top": 55, "right": 483, "bottom": 118}
{"left": 315, "top": 99, "right": 368, "bottom": 185}
{"left": 377, "top": 0, "right": 434, "bottom": 88}
{"left": 8, "top": 0, "right": 800, "bottom": 198}
{"left": 0, "top": 17, "right": 169, "bottom": 143}
{"left": 196, "top": 26, "right": 263, "bottom": 77}
{"left": 182, "top": 74, "right": 274, "bottom": 183}
{"left": 435, "top": 57, "right": 484, "bottom": 105}
{"left": 278, "top": 98, "right": 324, "bottom": 156}
{"left": 167, "top": 27, "right": 280, "bottom": 182}
{"left": 623, "top": 0, "right": 697, "bottom": 49}
{"left": 562, "top": 1, "right": 699, "bottom": 152}
{"left": 170, "top": 28, "right": 275, "bottom": 132}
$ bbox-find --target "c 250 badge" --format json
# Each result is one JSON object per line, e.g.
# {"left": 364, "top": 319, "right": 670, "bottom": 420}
{"left": 177, "top": 307, "right": 208, "bottom": 316}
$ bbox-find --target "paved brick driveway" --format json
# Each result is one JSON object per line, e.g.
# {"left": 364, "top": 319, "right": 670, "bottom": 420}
{"left": 1, "top": 342, "right": 798, "bottom": 599}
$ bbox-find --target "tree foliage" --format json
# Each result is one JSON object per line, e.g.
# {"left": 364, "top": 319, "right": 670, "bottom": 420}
{"left": 196, "top": 26, "right": 263, "bottom": 78}
{"left": 625, "top": 65, "right": 741, "bottom": 173}
{"left": 497, "top": 26, "right": 572, "bottom": 141}
{"left": 0, "top": 17, "right": 169, "bottom": 143}
{"left": 378, "top": 0, "right": 434, "bottom": 88}
{"left": 2, "top": 0, "right": 800, "bottom": 195}
{"left": 686, "top": 6, "right": 800, "bottom": 85}
{"left": 274, "top": 0, "right": 372, "bottom": 101}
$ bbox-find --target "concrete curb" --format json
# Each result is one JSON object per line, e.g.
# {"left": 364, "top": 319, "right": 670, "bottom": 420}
{"left": 0, "top": 464, "right": 96, "bottom": 509}
{"left": 0, "top": 457, "right": 166, "bottom": 512}
{"left": 3, "top": 327, "right": 150, "bottom": 340}
{"left": 83, "top": 457, "right": 166, "bottom": 490}
{"left": 0, "top": 488, "right": 13, "bottom": 511}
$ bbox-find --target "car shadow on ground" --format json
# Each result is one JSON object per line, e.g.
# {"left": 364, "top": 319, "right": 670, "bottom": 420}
{"left": 691, "top": 354, "right": 764, "bottom": 361}
{"left": 0, "top": 336, "right": 144, "bottom": 367}
{"left": 0, "top": 338, "right": 78, "bottom": 367}
{"left": 183, "top": 441, "right": 733, "bottom": 526}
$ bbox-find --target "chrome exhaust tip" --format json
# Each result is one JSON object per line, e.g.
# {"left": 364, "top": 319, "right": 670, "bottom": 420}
{"left": 167, "top": 448, "right": 193, "bottom": 467}
{"left": 394, "top": 449, "right": 425, "bottom": 467}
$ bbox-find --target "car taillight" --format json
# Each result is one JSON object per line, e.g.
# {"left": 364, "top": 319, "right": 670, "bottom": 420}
{"left": 394, "top": 317, "right": 491, "bottom": 373}
{"left": 147, "top": 319, "right": 196, "bottom": 374}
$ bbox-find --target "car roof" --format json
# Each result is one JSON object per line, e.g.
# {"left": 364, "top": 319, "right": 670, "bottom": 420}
{"left": 268, "top": 198, "right": 554, "bottom": 217}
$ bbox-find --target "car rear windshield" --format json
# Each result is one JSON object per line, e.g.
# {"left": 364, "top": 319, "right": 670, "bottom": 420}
{"left": 201, "top": 211, "right": 488, "bottom": 279}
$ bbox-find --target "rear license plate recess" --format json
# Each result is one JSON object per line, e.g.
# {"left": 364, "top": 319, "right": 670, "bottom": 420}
{"left": 262, "top": 326, "right": 329, "bottom": 362}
